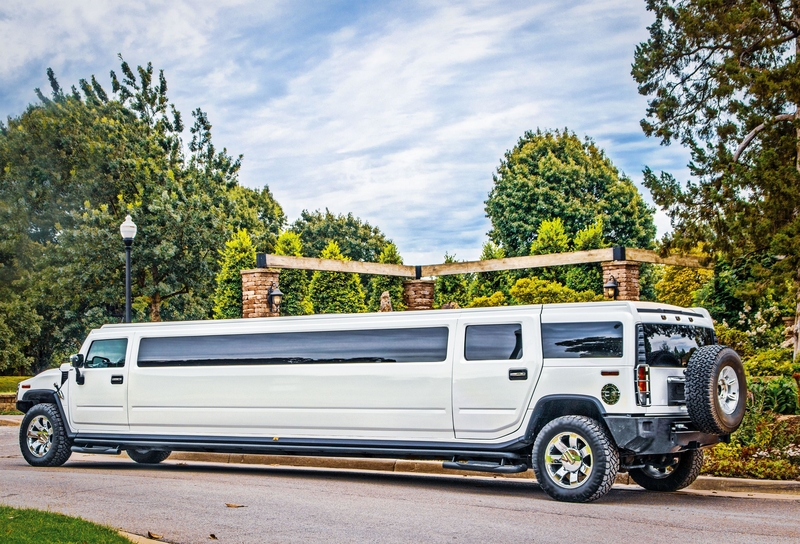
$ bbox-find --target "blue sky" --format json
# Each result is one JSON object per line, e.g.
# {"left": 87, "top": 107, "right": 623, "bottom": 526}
{"left": 0, "top": 0, "right": 692, "bottom": 264}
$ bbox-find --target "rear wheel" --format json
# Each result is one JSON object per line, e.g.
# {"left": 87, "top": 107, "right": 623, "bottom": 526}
{"left": 127, "top": 448, "right": 171, "bottom": 464}
{"left": 19, "top": 403, "right": 73, "bottom": 467}
{"left": 628, "top": 450, "right": 703, "bottom": 492}
{"left": 532, "top": 415, "right": 619, "bottom": 503}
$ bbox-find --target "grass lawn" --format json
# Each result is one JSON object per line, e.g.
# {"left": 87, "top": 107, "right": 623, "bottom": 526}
{"left": 0, "top": 505, "right": 134, "bottom": 543}
{"left": 0, "top": 377, "right": 31, "bottom": 394}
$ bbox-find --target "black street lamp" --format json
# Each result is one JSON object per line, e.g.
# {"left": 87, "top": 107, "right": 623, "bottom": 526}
{"left": 120, "top": 215, "right": 137, "bottom": 323}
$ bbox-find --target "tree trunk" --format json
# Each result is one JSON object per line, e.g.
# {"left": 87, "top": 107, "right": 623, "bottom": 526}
{"left": 149, "top": 292, "right": 162, "bottom": 322}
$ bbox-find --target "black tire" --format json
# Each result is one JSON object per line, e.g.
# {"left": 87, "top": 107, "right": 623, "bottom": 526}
{"left": 532, "top": 415, "right": 619, "bottom": 503}
{"left": 127, "top": 448, "right": 171, "bottom": 464}
{"left": 19, "top": 403, "right": 73, "bottom": 467}
{"left": 685, "top": 345, "right": 746, "bottom": 435}
{"left": 628, "top": 450, "right": 703, "bottom": 492}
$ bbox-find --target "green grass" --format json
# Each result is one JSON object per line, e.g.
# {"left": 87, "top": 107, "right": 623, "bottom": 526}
{"left": 0, "top": 377, "right": 31, "bottom": 394}
{"left": 0, "top": 505, "right": 133, "bottom": 543}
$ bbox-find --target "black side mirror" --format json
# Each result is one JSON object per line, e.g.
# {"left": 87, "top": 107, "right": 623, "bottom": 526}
{"left": 70, "top": 353, "right": 84, "bottom": 368}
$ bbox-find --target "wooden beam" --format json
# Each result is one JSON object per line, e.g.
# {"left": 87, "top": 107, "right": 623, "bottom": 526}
{"left": 624, "top": 248, "right": 711, "bottom": 269}
{"left": 260, "top": 254, "right": 416, "bottom": 277}
{"left": 420, "top": 248, "right": 616, "bottom": 276}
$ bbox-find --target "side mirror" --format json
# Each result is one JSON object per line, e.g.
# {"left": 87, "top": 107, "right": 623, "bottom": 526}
{"left": 70, "top": 354, "right": 84, "bottom": 368}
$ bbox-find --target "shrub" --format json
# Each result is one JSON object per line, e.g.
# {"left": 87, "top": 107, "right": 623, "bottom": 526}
{"left": 749, "top": 376, "right": 800, "bottom": 415}
{"left": 744, "top": 348, "right": 799, "bottom": 378}
{"left": 510, "top": 277, "right": 603, "bottom": 305}
{"left": 368, "top": 243, "right": 406, "bottom": 312}
{"left": 308, "top": 241, "right": 366, "bottom": 314}
{"left": 274, "top": 231, "right": 312, "bottom": 316}
{"left": 212, "top": 229, "right": 256, "bottom": 319}
{"left": 467, "top": 292, "right": 507, "bottom": 308}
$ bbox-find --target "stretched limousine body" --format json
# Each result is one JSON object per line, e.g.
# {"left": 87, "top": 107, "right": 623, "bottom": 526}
{"left": 16, "top": 301, "right": 745, "bottom": 502}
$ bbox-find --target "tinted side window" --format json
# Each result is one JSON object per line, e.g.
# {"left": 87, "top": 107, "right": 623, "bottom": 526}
{"left": 138, "top": 327, "right": 449, "bottom": 367}
{"left": 464, "top": 324, "right": 522, "bottom": 361}
{"left": 542, "top": 322, "right": 623, "bottom": 358}
{"left": 85, "top": 339, "right": 128, "bottom": 368}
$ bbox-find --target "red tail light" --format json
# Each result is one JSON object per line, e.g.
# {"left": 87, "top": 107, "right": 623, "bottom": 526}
{"left": 635, "top": 364, "right": 651, "bottom": 406}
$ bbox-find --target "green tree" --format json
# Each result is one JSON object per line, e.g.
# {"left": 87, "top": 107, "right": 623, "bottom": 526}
{"left": 468, "top": 241, "right": 511, "bottom": 299}
{"left": 485, "top": 129, "right": 656, "bottom": 257}
{"left": 274, "top": 231, "right": 312, "bottom": 316}
{"left": 368, "top": 243, "right": 406, "bottom": 312}
{"left": 530, "top": 217, "right": 570, "bottom": 283}
{"left": 632, "top": 0, "right": 800, "bottom": 353}
{"left": 291, "top": 209, "right": 388, "bottom": 262}
{"left": 213, "top": 230, "right": 256, "bottom": 319}
{"left": 308, "top": 241, "right": 367, "bottom": 314}
{"left": 226, "top": 184, "right": 286, "bottom": 253}
{"left": 565, "top": 218, "right": 608, "bottom": 295}
{"left": 434, "top": 253, "right": 472, "bottom": 308}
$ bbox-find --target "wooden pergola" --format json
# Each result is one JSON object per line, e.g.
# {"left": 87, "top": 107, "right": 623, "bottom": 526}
{"left": 241, "top": 247, "right": 711, "bottom": 317}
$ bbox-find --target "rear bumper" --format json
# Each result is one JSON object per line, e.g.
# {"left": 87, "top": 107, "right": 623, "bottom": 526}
{"left": 604, "top": 415, "right": 723, "bottom": 455}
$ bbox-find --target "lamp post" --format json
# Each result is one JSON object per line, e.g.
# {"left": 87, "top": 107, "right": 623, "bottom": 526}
{"left": 120, "top": 215, "right": 137, "bottom": 323}
{"left": 603, "top": 275, "right": 619, "bottom": 300}
{"left": 267, "top": 282, "right": 284, "bottom": 315}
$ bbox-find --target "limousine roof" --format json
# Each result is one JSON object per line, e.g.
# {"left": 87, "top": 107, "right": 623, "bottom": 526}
{"left": 96, "top": 301, "right": 706, "bottom": 332}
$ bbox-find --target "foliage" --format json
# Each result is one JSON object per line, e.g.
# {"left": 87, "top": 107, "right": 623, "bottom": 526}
{"left": 308, "top": 241, "right": 366, "bottom": 314}
{"left": 291, "top": 209, "right": 388, "bottom": 262}
{"left": 434, "top": 253, "right": 472, "bottom": 308}
{"left": 273, "top": 231, "right": 312, "bottom": 316}
{"left": 749, "top": 377, "right": 800, "bottom": 415}
{"left": 703, "top": 396, "right": 800, "bottom": 480}
{"left": 467, "top": 291, "right": 507, "bottom": 308}
{"left": 368, "top": 243, "right": 406, "bottom": 312}
{"left": 565, "top": 218, "right": 608, "bottom": 295}
{"left": 633, "top": 1, "right": 800, "bottom": 333}
{"left": 225, "top": 184, "right": 286, "bottom": 253}
{"left": 0, "top": 505, "right": 133, "bottom": 544}
{"left": 509, "top": 277, "right": 604, "bottom": 305}
{"left": 529, "top": 218, "right": 570, "bottom": 283}
{"left": 468, "top": 242, "right": 511, "bottom": 299}
{"left": 0, "top": 59, "right": 280, "bottom": 372}
{"left": 0, "top": 376, "right": 31, "bottom": 393}
{"left": 744, "top": 348, "right": 800, "bottom": 378}
{"left": 0, "top": 289, "right": 41, "bottom": 374}
{"left": 212, "top": 230, "right": 256, "bottom": 319}
{"left": 655, "top": 266, "right": 713, "bottom": 308}
{"left": 485, "top": 128, "right": 655, "bottom": 257}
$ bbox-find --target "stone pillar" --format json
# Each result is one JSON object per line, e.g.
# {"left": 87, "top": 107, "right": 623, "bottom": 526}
{"left": 403, "top": 280, "right": 435, "bottom": 311}
{"left": 241, "top": 268, "right": 281, "bottom": 318}
{"left": 601, "top": 261, "right": 640, "bottom": 301}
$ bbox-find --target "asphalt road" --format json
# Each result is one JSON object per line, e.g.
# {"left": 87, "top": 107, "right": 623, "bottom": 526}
{"left": 2, "top": 425, "right": 799, "bottom": 544}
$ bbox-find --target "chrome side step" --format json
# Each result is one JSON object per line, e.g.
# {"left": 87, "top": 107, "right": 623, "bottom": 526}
{"left": 442, "top": 460, "right": 528, "bottom": 474}
{"left": 71, "top": 446, "right": 121, "bottom": 455}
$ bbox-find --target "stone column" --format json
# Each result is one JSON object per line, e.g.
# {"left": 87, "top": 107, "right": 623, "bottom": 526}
{"left": 403, "top": 280, "right": 435, "bottom": 311}
{"left": 241, "top": 268, "right": 281, "bottom": 318}
{"left": 601, "top": 261, "right": 640, "bottom": 301}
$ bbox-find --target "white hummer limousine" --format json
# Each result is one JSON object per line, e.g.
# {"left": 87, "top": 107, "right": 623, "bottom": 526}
{"left": 16, "top": 301, "right": 745, "bottom": 502}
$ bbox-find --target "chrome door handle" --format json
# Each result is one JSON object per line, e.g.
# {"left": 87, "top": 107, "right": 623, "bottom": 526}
{"left": 509, "top": 368, "right": 528, "bottom": 381}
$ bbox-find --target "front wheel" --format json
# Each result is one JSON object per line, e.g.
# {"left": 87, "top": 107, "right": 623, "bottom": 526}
{"left": 127, "top": 448, "right": 171, "bottom": 464}
{"left": 19, "top": 403, "right": 73, "bottom": 467}
{"left": 532, "top": 415, "right": 619, "bottom": 503}
{"left": 628, "top": 449, "right": 703, "bottom": 492}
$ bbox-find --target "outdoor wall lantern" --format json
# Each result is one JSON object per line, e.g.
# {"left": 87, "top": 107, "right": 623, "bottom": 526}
{"left": 119, "top": 215, "right": 137, "bottom": 323}
{"left": 268, "top": 282, "right": 284, "bottom": 314}
{"left": 603, "top": 275, "right": 619, "bottom": 300}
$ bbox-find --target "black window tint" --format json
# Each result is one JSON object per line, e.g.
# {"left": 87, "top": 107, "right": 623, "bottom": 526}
{"left": 137, "top": 327, "right": 449, "bottom": 367}
{"left": 644, "top": 324, "right": 715, "bottom": 366}
{"left": 465, "top": 324, "right": 522, "bottom": 361}
{"left": 542, "top": 322, "right": 623, "bottom": 358}
{"left": 85, "top": 339, "right": 128, "bottom": 368}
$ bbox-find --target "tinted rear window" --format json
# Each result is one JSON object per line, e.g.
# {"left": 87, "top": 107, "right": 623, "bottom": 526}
{"left": 643, "top": 324, "right": 715, "bottom": 366}
{"left": 542, "top": 322, "right": 623, "bottom": 358}
{"left": 137, "top": 327, "right": 449, "bottom": 367}
{"left": 465, "top": 324, "right": 522, "bottom": 361}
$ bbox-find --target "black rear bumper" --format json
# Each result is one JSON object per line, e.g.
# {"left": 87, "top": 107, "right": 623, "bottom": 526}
{"left": 604, "top": 415, "right": 723, "bottom": 455}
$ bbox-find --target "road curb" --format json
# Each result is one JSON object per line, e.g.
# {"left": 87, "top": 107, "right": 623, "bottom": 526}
{"left": 169, "top": 451, "right": 800, "bottom": 494}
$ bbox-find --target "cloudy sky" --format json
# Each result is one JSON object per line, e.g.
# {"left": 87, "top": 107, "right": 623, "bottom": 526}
{"left": 0, "top": 0, "right": 691, "bottom": 264}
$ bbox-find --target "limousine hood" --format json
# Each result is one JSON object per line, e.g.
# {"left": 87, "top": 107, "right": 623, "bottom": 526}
{"left": 16, "top": 368, "right": 61, "bottom": 400}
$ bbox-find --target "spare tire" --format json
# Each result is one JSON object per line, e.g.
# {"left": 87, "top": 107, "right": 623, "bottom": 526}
{"left": 685, "top": 345, "right": 746, "bottom": 435}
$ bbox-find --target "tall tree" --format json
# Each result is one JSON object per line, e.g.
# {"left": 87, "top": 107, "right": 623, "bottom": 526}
{"left": 485, "top": 129, "right": 656, "bottom": 257}
{"left": 530, "top": 217, "right": 571, "bottom": 283}
{"left": 367, "top": 243, "right": 406, "bottom": 312}
{"left": 632, "top": 0, "right": 800, "bottom": 353}
{"left": 273, "top": 231, "right": 312, "bottom": 316}
{"left": 434, "top": 253, "right": 471, "bottom": 308}
{"left": 308, "top": 241, "right": 367, "bottom": 314}
{"left": 291, "top": 209, "right": 388, "bottom": 262}
{"left": 468, "top": 241, "right": 511, "bottom": 299}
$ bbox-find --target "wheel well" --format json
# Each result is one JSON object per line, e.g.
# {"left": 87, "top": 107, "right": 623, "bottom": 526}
{"left": 527, "top": 396, "right": 607, "bottom": 442}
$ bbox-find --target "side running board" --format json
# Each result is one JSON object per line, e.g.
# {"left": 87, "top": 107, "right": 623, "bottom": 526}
{"left": 442, "top": 460, "right": 528, "bottom": 474}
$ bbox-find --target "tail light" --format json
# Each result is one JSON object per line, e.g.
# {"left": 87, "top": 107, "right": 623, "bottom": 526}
{"left": 635, "top": 324, "right": 651, "bottom": 406}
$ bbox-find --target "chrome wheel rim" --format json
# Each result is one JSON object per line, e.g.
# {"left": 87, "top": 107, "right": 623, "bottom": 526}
{"left": 544, "top": 432, "right": 593, "bottom": 489}
{"left": 641, "top": 464, "right": 674, "bottom": 479}
{"left": 26, "top": 415, "right": 53, "bottom": 458}
{"left": 717, "top": 366, "right": 740, "bottom": 415}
